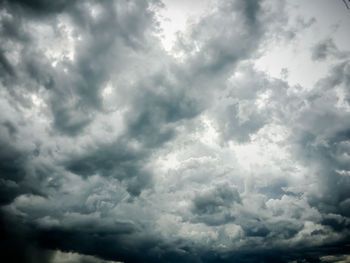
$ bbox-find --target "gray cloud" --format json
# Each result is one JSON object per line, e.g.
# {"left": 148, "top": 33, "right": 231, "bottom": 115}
{"left": 0, "top": 0, "right": 349, "bottom": 262}
{"left": 192, "top": 184, "right": 241, "bottom": 215}
{"left": 311, "top": 38, "right": 339, "bottom": 61}
{"left": 311, "top": 37, "right": 350, "bottom": 63}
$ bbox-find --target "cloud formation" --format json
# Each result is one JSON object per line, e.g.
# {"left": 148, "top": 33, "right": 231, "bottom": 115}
{"left": 0, "top": 0, "right": 349, "bottom": 262}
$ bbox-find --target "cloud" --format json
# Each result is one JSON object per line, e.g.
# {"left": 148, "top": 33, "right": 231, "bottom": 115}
{"left": 311, "top": 38, "right": 339, "bottom": 61}
{"left": 311, "top": 38, "right": 349, "bottom": 61}
{"left": 0, "top": 0, "right": 349, "bottom": 262}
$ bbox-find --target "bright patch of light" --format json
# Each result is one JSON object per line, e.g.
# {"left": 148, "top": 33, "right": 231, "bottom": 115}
{"left": 157, "top": 0, "right": 212, "bottom": 52}
{"left": 102, "top": 82, "right": 113, "bottom": 98}
{"left": 255, "top": 90, "right": 271, "bottom": 109}
{"left": 198, "top": 116, "right": 219, "bottom": 146}
{"left": 51, "top": 250, "right": 123, "bottom": 263}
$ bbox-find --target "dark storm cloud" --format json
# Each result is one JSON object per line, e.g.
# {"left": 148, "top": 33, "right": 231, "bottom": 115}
{"left": 0, "top": 0, "right": 166, "bottom": 260}
{"left": 0, "top": 0, "right": 350, "bottom": 262}
{"left": 64, "top": 139, "right": 152, "bottom": 196}
{"left": 176, "top": 0, "right": 266, "bottom": 79}
{"left": 0, "top": 138, "right": 27, "bottom": 205}
{"left": 192, "top": 184, "right": 241, "bottom": 215}
{"left": 0, "top": 0, "right": 162, "bottom": 135}
{"left": 189, "top": 184, "right": 241, "bottom": 226}
{"left": 287, "top": 45, "right": 350, "bottom": 223}
{"left": 0, "top": 0, "right": 76, "bottom": 15}
{"left": 208, "top": 64, "right": 288, "bottom": 142}
{"left": 291, "top": 61, "right": 350, "bottom": 223}
{"left": 0, "top": 120, "right": 46, "bottom": 206}
{"left": 0, "top": 210, "right": 54, "bottom": 263}
{"left": 0, "top": 49, "right": 15, "bottom": 76}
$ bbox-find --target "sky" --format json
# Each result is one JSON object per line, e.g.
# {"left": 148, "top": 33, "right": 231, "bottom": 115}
{"left": 0, "top": 0, "right": 350, "bottom": 262}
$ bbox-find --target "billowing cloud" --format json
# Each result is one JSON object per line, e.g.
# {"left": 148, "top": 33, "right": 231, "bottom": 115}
{"left": 0, "top": 0, "right": 349, "bottom": 262}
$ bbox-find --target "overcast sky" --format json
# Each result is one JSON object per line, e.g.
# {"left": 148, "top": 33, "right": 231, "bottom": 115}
{"left": 0, "top": 0, "right": 350, "bottom": 262}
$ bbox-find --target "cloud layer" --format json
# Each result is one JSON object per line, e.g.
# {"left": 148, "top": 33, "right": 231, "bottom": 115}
{"left": 0, "top": 0, "right": 349, "bottom": 262}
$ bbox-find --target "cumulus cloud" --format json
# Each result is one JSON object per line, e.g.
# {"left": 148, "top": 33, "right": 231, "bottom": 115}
{"left": 0, "top": 0, "right": 349, "bottom": 262}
